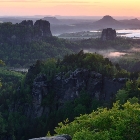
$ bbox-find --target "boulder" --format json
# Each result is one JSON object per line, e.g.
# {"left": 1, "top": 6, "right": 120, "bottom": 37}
{"left": 29, "top": 134, "right": 72, "bottom": 140}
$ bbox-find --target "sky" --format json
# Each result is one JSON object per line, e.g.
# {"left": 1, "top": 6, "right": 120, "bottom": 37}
{"left": 0, "top": 0, "right": 140, "bottom": 17}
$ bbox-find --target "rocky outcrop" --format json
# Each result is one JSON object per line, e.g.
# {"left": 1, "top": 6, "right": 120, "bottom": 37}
{"left": 53, "top": 69, "right": 124, "bottom": 102}
{"left": 20, "top": 20, "right": 33, "bottom": 27}
{"left": 31, "top": 74, "right": 49, "bottom": 118}
{"left": 29, "top": 134, "right": 72, "bottom": 140}
{"left": 53, "top": 69, "right": 91, "bottom": 102}
{"left": 6, "top": 68, "right": 125, "bottom": 140}
{"left": 34, "top": 20, "right": 52, "bottom": 38}
{"left": 102, "top": 78, "right": 125, "bottom": 101}
{"left": 101, "top": 28, "right": 116, "bottom": 41}
{"left": 30, "top": 68, "right": 125, "bottom": 118}
{"left": 0, "top": 19, "right": 52, "bottom": 43}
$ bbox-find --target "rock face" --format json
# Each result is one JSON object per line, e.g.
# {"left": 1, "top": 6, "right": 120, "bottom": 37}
{"left": 28, "top": 68, "right": 125, "bottom": 139}
{"left": 29, "top": 134, "right": 72, "bottom": 140}
{"left": 0, "top": 19, "right": 52, "bottom": 43}
{"left": 52, "top": 69, "right": 124, "bottom": 102}
{"left": 101, "top": 28, "right": 116, "bottom": 41}
{"left": 31, "top": 74, "right": 49, "bottom": 118}
{"left": 30, "top": 68, "right": 125, "bottom": 118}
{"left": 34, "top": 20, "right": 52, "bottom": 37}
{"left": 20, "top": 20, "right": 33, "bottom": 27}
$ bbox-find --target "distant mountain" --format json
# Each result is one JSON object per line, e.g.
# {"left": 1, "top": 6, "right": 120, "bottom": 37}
{"left": 43, "top": 15, "right": 140, "bottom": 35}
{"left": 120, "top": 18, "right": 140, "bottom": 25}
{"left": 0, "top": 18, "right": 22, "bottom": 24}
{"left": 93, "top": 15, "right": 124, "bottom": 29}
{"left": 43, "top": 17, "right": 61, "bottom": 24}
{"left": 96, "top": 15, "right": 120, "bottom": 24}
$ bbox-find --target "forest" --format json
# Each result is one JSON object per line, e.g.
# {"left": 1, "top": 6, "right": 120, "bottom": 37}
{"left": 0, "top": 36, "right": 140, "bottom": 140}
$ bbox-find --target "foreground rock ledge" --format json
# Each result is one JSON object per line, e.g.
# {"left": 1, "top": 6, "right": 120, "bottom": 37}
{"left": 29, "top": 134, "right": 72, "bottom": 140}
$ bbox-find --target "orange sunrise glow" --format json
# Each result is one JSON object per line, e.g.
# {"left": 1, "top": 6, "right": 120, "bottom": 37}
{"left": 0, "top": 0, "right": 140, "bottom": 16}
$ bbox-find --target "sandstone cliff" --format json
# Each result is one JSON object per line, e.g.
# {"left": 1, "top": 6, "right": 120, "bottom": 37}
{"left": 101, "top": 28, "right": 116, "bottom": 41}
{"left": 29, "top": 68, "right": 124, "bottom": 118}
{"left": 0, "top": 19, "right": 52, "bottom": 43}
{"left": 5, "top": 65, "right": 126, "bottom": 140}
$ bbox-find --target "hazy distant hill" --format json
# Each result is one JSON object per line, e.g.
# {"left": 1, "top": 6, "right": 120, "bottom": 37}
{"left": 49, "top": 15, "right": 140, "bottom": 35}
{"left": 50, "top": 15, "right": 124, "bottom": 35}
{"left": 43, "top": 16, "right": 94, "bottom": 25}
{"left": 120, "top": 18, "right": 140, "bottom": 25}
{"left": 0, "top": 18, "right": 22, "bottom": 24}
{"left": 95, "top": 15, "right": 120, "bottom": 24}
{"left": 51, "top": 15, "right": 125, "bottom": 35}
{"left": 43, "top": 17, "right": 61, "bottom": 24}
{"left": 93, "top": 15, "right": 124, "bottom": 29}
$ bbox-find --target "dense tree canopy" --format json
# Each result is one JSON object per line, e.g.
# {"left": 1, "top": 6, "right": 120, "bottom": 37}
{"left": 0, "top": 37, "right": 74, "bottom": 67}
{"left": 0, "top": 50, "right": 138, "bottom": 140}
{"left": 55, "top": 101, "right": 140, "bottom": 140}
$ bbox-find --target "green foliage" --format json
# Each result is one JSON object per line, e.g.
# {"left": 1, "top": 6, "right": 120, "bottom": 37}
{"left": 61, "top": 51, "right": 129, "bottom": 77}
{"left": 128, "top": 97, "right": 139, "bottom": 104}
{"left": 31, "top": 51, "right": 129, "bottom": 83}
{"left": 0, "top": 68, "right": 27, "bottom": 139}
{"left": 115, "top": 69, "right": 130, "bottom": 78}
{"left": 0, "top": 113, "right": 6, "bottom": 134}
{"left": 116, "top": 89, "right": 128, "bottom": 104}
{"left": 0, "top": 37, "right": 73, "bottom": 67}
{"left": 41, "top": 91, "right": 56, "bottom": 107}
{"left": 62, "top": 51, "right": 105, "bottom": 74}
{"left": 0, "top": 51, "right": 130, "bottom": 140}
{"left": 54, "top": 91, "right": 101, "bottom": 132}
{"left": 116, "top": 79, "right": 140, "bottom": 103}
{"left": 73, "top": 37, "right": 133, "bottom": 51}
{"left": 73, "top": 104, "right": 86, "bottom": 117}
{"left": 0, "top": 60, "right": 5, "bottom": 65}
{"left": 0, "top": 63, "right": 102, "bottom": 139}
{"left": 41, "top": 58, "right": 59, "bottom": 81}
{"left": 55, "top": 101, "right": 140, "bottom": 140}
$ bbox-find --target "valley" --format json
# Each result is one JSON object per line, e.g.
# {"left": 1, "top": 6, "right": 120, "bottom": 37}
{"left": 0, "top": 15, "right": 140, "bottom": 140}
